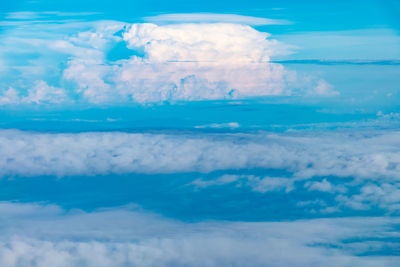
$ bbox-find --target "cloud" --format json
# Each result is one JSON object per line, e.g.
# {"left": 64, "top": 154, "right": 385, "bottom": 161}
{"left": 5, "top": 11, "right": 102, "bottom": 20}
{"left": 194, "top": 122, "right": 240, "bottom": 129}
{"left": 0, "top": 202, "right": 399, "bottom": 267}
{"left": 336, "top": 183, "right": 400, "bottom": 212}
{"left": 23, "top": 80, "right": 69, "bottom": 104}
{"left": 305, "top": 179, "right": 333, "bottom": 192}
{"left": 245, "top": 176, "right": 294, "bottom": 193}
{"left": 1, "top": 129, "right": 400, "bottom": 180}
{"left": 0, "top": 88, "right": 19, "bottom": 105}
{"left": 192, "top": 175, "right": 293, "bottom": 192}
{"left": 2, "top": 128, "right": 400, "bottom": 213}
{"left": 144, "top": 13, "right": 291, "bottom": 26}
{"left": 59, "top": 22, "right": 296, "bottom": 103}
{"left": 0, "top": 81, "right": 69, "bottom": 105}
{"left": 191, "top": 173, "right": 400, "bottom": 214}
{"left": 0, "top": 19, "right": 336, "bottom": 105}
{"left": 192, "top": 174, "right": 241, "bottom": 187}
{"left": 123, "top": 23, "right": 289, "bottom": 63}
{"left": 64, "top": 22, "right": 332, "bottom": 103}
{"left": 312, "top": 79, "right": 339, "bottom": 96}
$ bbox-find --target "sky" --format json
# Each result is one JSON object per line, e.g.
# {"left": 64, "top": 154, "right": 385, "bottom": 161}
{"left": 0, "top": 0, "right": 400, "bottom": 266}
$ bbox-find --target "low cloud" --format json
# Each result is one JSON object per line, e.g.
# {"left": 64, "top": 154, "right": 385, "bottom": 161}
{"left": 0, "top": 202, "right": 399, "bottom": 267}
{"left": 1, "top": 129, "right": 400, "bottom": 180}
{"left": 0, "top": 81, "right": 68, "bottom": 105}
{"left": 192, "top": 175, "right": 293, "bottom": 193}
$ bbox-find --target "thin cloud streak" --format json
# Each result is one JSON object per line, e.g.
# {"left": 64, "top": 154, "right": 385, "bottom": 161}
{"left": 143, "top": 13, "right": 291, "bottom": 26}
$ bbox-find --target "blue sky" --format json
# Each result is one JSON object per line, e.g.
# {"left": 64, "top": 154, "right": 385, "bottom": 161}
{"left": 0, "top": 1, "right": 400, "bottom": 266}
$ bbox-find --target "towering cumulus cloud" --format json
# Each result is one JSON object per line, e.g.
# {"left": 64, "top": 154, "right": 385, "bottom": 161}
{"left": 123, "top": 23, "right": 282, "bottom": 63}
{"left": 0, "top": 20, "right": 336, "bottom": 105}
{"left": 64, "top": 22, "right": 293, "bottom": 103}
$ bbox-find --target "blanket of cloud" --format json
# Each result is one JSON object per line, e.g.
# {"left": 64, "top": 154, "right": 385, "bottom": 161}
{"left": 1, "top": 3, "right": 400, "bottom": 265}
{"left": 1, "top": 129, "right": 400, "bottom": 178}
{"left": 1, "top": 127, "right": 400, "bottom": 220}
{"left": 0, "top": 202, "right": 399, "bottom": 267}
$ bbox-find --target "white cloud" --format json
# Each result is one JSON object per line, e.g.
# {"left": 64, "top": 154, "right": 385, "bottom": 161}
{"left": 194, "top": 122, "right": 240, "bottom": 129}
{"left": 0, "top": 202, "right": 399, "bottom": 267}
{"left": 1, "top": 129, "right": 400, "bottom": 181}
{"left": 312, "top": 79, "right": 339, "bottom": 96}
{"left": 0, "top": 19, "right": 337, "bottom": 104}
{"left": 246, "top": 176, "right": 294, "bottom": 193}
{"left": 23, "top": 80, "right": 69, "bottom": 104}
{"left": 305, "top": 179, "right": 333, "bottom": 192}
{"left": 192, "top": 174, "right": 241, "bottom": 188}
{"left": 123, "top": 23, "right": 288, "bottom": 63}
{"left": 193, "top": 175, "right": 293, "bottom": 192}
{"left": 0, "top": 88, "right": 20, "bottom": 105}
{"left": 5, "top": 12, "right": 42, "bottom": 20}
{"left": 110, "top": 60, "right": 291, "bottom": 103}
{"left": 62, "top": 22, "right": 334, "bottom": 103}
{"left": 0, "top": 81, "right": 68, "bottom": 105}
{"left": 336, "top": 183, "right": 400, "bottom": 212}
{"left": 144, "top": 13, "right": 291, "bottom": 26}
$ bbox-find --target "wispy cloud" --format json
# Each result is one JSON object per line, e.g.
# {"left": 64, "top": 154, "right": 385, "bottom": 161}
{"left": 144, "top": 13, "right": 291, "bottom": 26}
{"left": 5, "top": 11, "right": 102, "bottom": 20}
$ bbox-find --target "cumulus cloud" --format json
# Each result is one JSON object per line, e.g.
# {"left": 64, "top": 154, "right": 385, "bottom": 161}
{"left": 123, "top": 23, "right": 289, "bottom": 63}
{"left": 311, "top": 79, "right": 339, "bottom": 96}
{"left": 336, "top": 183, "right": 400, "bottom": 212}
{"left": 0, "top": 202, "right": 399, "bottom": 267}
{"left": 0, "top": 81, "right": 68, "bottom": 105}
{"left": 305, "top": 179, "right": 333, "bottom": 192}
{"left": 191, "top": 173, "right": 400, "bottom": 214}
{"left": 60, "top": 22, "right": 299, "bottom": 103}
{"left": 0, "top": 17, "right": 338, "bottom": 105}
{"left": 23, "top": 80, "right": 69, "bottom": 104}
{"left": 0, "top": 88, "right": 19, "bottom": 105}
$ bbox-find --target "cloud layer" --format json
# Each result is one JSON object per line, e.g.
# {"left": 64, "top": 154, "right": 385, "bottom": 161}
{"left": 0, "top": 202, "right": 399, "bottom": 267}
{"left": 0, "top": 129, "right": 399, "bottom": 179}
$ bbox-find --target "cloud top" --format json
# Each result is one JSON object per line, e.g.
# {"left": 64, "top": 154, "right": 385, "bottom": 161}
{"left": 123, "top": 23, "right": 286, "bottom": 63}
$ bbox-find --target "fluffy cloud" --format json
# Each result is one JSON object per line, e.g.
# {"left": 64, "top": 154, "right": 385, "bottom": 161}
{"left": 123, "top": 23, "right": 288, "bottom": 63}
{"left": 0, "top": 202, "right": 399, "bottom": 267}
{"left": 0, "top": 19, "right": 337, "bottom": 105}
{"left": 336, "top": 183, "right": 400, "bottom": 212}
{"left": 0, "top": 88, "right": 19, "bottom": 105}
{"left": 3, "top": 128, "right": 400, "bottom": 213}
{"left": 62, "top": 22, "right": 298, "bottom": 103}
{"left": 0, "top": 81, "right": 68, "bottom": 105}
{"left": 1, "top": 129, "right": 400, "bottom": 180}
